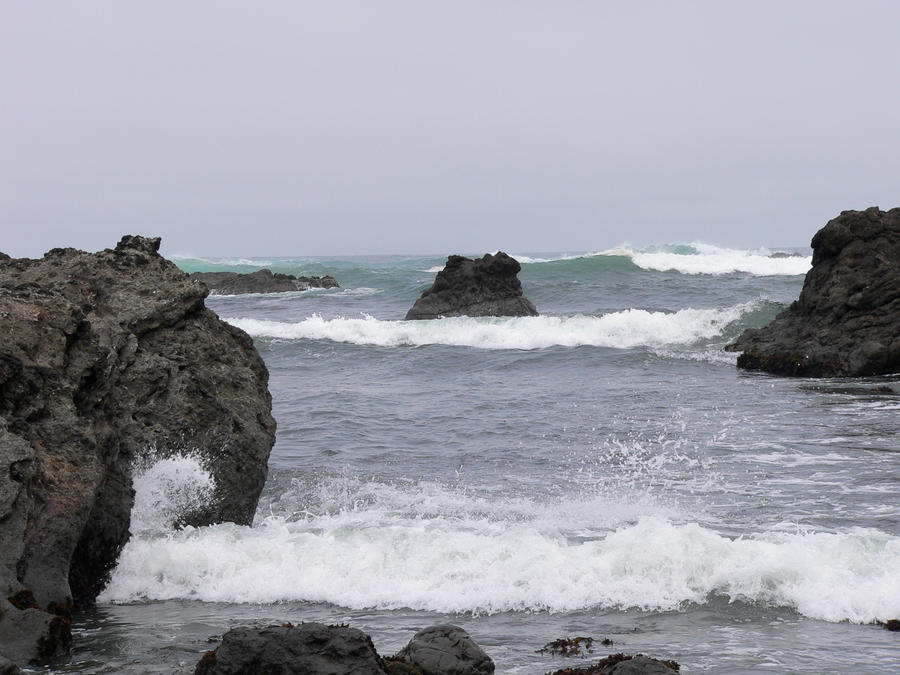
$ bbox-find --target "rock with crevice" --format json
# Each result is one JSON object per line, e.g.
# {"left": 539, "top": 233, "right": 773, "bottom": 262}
{"left": 726, "top": 207, "right": 900, "bottom": 376}
{"left": 0, "top": 236, "right": 276, "bottom": 666}
{"left": 393, "top": 625, "right": 494, "bottom": 675}
{"left": 405, "top": 252, "right": 538, "bottom": 320}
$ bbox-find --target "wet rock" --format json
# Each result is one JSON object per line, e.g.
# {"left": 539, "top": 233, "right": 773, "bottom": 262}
{"left": 0, "top": 598, "right": 71, "bottom": 665}
{"left": 194, "top": 623, "right": 386, "bottom": 675}
{"left": 405, "top": 252, "right": 538, "bottom": 320}
{"left": 884, "top": 619, "right": 900, "bottom": 631}
{"left": 0, "top": 655, "right": 22, "bottom": 675}
{"left": 393, "top": 624, "right": 494, "bottom": 675}
{"left": 727, "top": 207, "right": 900, "bottom": 376}
{"left": 190, "top": 269, "right": 339, "bottom": 295}
{"left": 0, "top": 236, "right": 275, "bottom": 666}
{"left": 546, "top": 653, "right": 679, "bottom": 674}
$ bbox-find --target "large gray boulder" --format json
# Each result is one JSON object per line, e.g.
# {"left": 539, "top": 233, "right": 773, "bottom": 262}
{"left": 393, "top": 625, "right": 494, "bottom": 675}
{"left": 190, "top": 269, "right": 339, "bottom": 295}
{"left": 405, "top": 252, "right": 538, "bottom": 320}
{"left": 195, "top": 623, "right": 387, "bottom": 675}
{"left": 727, "top": 207, "right": 900, "bottom": 376}
{"left": 0, "top": 236, "right": 276, "bottom": 666}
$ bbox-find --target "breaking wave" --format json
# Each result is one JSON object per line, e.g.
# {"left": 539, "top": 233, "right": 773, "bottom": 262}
{"left": 101, "top": 476, "right": 900, "bottom": 623}
{"left": 224, "top": 303, "right": 755, "bottom": 350}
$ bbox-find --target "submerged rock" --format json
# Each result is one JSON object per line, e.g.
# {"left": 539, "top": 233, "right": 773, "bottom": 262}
{"left": 190, "top": 269, "right": 339, "bottom": 295}
{"left": 393, "top": 625, "right": 495, "bottom": 675}
{"left": 0, "top": 236, "right": 276, "bottom": 666}
{"left": 405, "top": 252, "right": 538, "bottom": 320}
{"left": 726, "top": 207, "right": 900, "bottom": 376}
{"left": 194, "top": 623, "right": 386, "bottom": 675}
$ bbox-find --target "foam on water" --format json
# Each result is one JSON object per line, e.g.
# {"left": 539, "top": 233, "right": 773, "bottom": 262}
{"left": 225, "top": 302, "right": 754, "bottom": 350}
{"left": 101, "top": 472, "right": 900, "bottom": 623}
{"left": 604, "top": 243, "right": 811, "bottom": 276}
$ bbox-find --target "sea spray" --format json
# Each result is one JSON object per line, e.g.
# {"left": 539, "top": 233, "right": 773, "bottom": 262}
{"left": 128, "top": 452, "right": 217, "bottom": 537}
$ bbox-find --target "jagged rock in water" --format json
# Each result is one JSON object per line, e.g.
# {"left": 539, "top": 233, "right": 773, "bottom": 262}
{"left": 194, "top": 623, "right": 386, "bottom": 675}
{"left": 405, "top": 252, "right": 538, "bottom": 320}
{"left": 190, "top": 269, "right": 339, "bottom": 295}
{"left": 393, "top": 625, "right": 495, "bottom": 675}
{"left": 0, "top": 236, "right": 276, "bottom": 667}
{"left": 726, "top": 207, "right": 900, "bottom": 376}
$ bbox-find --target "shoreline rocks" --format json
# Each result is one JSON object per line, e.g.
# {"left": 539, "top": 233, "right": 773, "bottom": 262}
{"left": 726, "top": 207, "right": 900, "bottom": 376}
{"left": 0, "top": 236, "right": 276, "bottom": 667}
{"left": 196, "top": 623, "right": 495, "bottom": 675}
{"left": 405, "top": 252, "right": 538, "bottom": 320}
{"left": 190, "top": 269, "right": 339, "bottom": 295}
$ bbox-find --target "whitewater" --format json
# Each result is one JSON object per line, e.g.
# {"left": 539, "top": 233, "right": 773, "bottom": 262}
{"left": 67, "top": 243, "right": 899, "bottom": 674}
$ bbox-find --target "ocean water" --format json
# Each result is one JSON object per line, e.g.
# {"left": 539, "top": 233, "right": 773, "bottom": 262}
{"left": 57, "top": 244, "right": 899, "bottom": 673}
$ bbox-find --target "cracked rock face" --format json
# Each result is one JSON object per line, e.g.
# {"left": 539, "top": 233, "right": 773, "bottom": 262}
{"left": 0, "top": 236, "right": 275, "bottom": 664}
{"left": 405, "top": 252, "right": 538, "bottom": 320}
{"left": 727, "top": 207, "right": 900, "bottom": 377}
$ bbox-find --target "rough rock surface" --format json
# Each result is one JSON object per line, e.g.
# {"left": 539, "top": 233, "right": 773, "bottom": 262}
{"left": 0, "top": 236, "right": 276, "bottom": 665}
{"left": 726, "top": 207, "right": 900, "bottom": 376}
{"left": 194, "top": 623, "right": 387, "bottom": 675}
{"left": 393, "top": 625, "right": 494, "bottom": 675}
{"left": 0, "top": 654, "right": 22, "bottom": 675}
{"left": 546, "top": 653, "right": 679, "bottom": 675}
{"left": 405, "top": 252, "right": 538, "bottom": 320}
{"left": 190, "top": 269, "right": 339, "bottom": 295}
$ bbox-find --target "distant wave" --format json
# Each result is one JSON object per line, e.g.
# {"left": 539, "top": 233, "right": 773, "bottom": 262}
{"left": 603, "top": 243, "right": 811, "bottom": 276}
{"left": 100, "top": 462, "right": 900, "bottom": 623}
{"left": 225, "top": 303, "right": 755, "bottom": 350}
{"left": 416, "top": 245, "right": 810, "bottom": 276}
{"left": 170, "top": 254, "right": 278, "bottom": 268}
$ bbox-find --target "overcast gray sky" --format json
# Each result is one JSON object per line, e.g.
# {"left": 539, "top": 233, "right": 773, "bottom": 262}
{"left": 2, "top": 1, "right": 898, "bottom": 258}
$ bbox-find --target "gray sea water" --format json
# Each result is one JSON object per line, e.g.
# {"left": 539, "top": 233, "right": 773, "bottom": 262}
{"left": 55, "top": 244, "right": 899, "bottom": 673}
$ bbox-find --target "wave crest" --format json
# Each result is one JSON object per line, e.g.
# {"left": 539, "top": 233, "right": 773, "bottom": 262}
{"left": 225, "top": 303, "right": 754, "bottom": 350}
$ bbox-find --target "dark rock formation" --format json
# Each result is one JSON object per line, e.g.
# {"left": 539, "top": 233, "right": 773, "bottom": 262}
{"left": 0, "top": 236, "right": 276, "bottom": 666}
{"left": 405, "top": 252, "right": 538, "bottom": 320}
{"left": 190, "top": 269, "right": 339, "bottom": 295}
{"left": 546, "top": 653, "right": 679, "bottom": 675}
{"left": 0, "top": 655, "right": 22, "bottom": 675}
{"left": 726, "top": 207, "right": 900, "bottom": 376}
{"left": 393, "top": 625, "right": 495, "bottom": 675}
{"left": 194, "top": 623, "right": 386, "bottom": 675}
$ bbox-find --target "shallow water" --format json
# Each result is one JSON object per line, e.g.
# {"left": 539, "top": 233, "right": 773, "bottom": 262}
{"left": 51, "top": 245, "right": 900, "bottom": 673}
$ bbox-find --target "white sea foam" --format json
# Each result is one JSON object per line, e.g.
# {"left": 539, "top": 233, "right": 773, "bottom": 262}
{"left": 101, "top": 488, "right": 900, "bottom": 623}
{"left": 606, "top": 243, "right": 811, "bottom": 276}
{"left": 225, "top": 303, "right": 752, "bottom": 350}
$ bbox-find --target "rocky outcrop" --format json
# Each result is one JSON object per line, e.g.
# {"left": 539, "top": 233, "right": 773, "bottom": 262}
{"left": 195, "top": 623, "right": 386, "bottom": 675}
{"left": 405, "top": 252, "right": 538, "bottom": 320}
{"left": 0, "top": 236, "right": 276, "bottom": 666}
{"left": 195, "top": 623, "right": 496, "bottom": 675}
{"left": 190, "top": 269, "right": 339, "bottom": 295}
{"left": 726, "top": 207, "right": 900, "bottom": 376}
{"left": 392, "top": 625, "right": 494, "bottom": 675}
